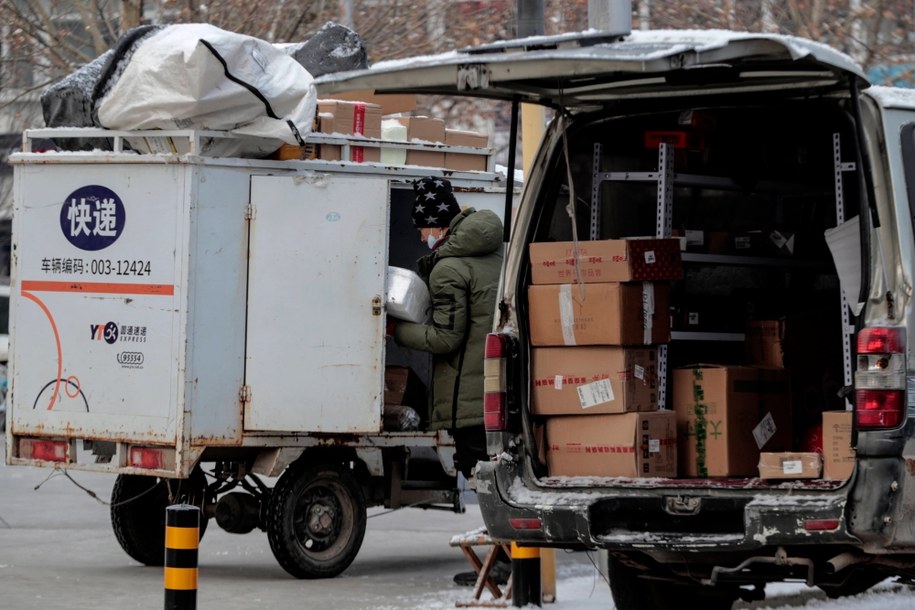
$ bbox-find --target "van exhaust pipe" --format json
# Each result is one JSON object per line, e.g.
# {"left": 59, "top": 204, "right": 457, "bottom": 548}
{"left": 825, "top": 551, "right": 867, "bottom": 574}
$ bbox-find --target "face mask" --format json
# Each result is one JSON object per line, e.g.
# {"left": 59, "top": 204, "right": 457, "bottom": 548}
{"left": 426, "top": 232, "right": 439, "bottom": 250}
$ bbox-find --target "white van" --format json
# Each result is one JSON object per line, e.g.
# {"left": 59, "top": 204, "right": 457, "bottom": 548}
{"left": 316, "top": 29, "right": 915, "bottom": 608}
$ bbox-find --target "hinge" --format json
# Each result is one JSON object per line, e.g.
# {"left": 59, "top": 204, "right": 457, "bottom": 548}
{"left": 239, "top": 385, "right": 252, "bottom": 403}
{"left": 244, "top": 203, "right": 254, "bottom": 220}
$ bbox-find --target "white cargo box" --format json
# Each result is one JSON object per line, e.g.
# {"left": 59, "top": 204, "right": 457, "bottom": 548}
{"left": 7, "top": 129, "right": 508, "bottom": 472}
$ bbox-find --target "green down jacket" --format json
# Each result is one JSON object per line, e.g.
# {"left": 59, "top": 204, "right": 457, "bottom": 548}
{"left": 394, "top": 207, "right": 503, "bottom": 430}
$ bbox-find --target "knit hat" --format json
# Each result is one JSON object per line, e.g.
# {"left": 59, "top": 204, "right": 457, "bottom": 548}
{"left": 412, "top": 177, "right": 461, "bottom": 228}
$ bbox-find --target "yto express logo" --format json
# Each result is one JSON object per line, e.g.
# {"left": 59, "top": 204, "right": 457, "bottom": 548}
{"left": 60, "top": 185, "right": 126, "bottom": 251}
{"left": 91, "top": 321, "right": 119, "bottom": 344}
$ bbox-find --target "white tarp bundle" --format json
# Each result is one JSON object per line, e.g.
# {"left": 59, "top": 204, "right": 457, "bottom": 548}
{"left": 95, "top": 23, "right": 317, "bottom": 157}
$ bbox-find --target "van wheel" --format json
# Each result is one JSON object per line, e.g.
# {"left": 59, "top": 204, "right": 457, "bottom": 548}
{"left": 110, "top": 469, "right": 209, "bottom": 566}
{"left": 266, "top": 462, "right": 366, "bottom": 579}
{"left": 608, "top": 557, "right": 737, "bottom": 610}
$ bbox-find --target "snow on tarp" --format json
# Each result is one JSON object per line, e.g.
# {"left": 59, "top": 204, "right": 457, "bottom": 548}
{"left": 279, "top": 21, "right": 368, "bottom": 77}
{"left": 93, "top": 23, "right": 317, "bottom": 158}
{"left": 41, "top": 22, "right": 368, "bottom": 155}
{"left": 40, "top": 49, "right": 115, "bottom": 152}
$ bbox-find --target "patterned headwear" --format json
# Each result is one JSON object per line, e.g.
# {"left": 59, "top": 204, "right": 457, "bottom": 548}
{"left": 411, "top": 176, "right": 460, "bottom": 228}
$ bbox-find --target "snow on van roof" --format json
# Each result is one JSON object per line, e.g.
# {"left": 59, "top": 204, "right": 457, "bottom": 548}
{"left": 363, "top": 28, "right": 865, "bottom": 81}
{"left": 865, "top": 85, "right": 915, "bottom": 109}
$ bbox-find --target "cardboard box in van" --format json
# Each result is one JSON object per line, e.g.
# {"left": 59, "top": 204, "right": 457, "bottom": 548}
{"left": 546, "top": 410, "right": 677, "bottom": 477}
{"left": 745, "top": 320, "right": 785, "bottom": 368}
{"left": 529, "top": 238, "right": 683, "bottom": 284}
{"left": 758, "top": 452, "right": 822, "bottom": 479}
{"left": 528, "top": 282, "right": 670, "bottom": 346}
{"left": 672, "top": 365, "right": 792, "bottom": 477}
{"left": 531, "top": 346, "right": 657, "bottom": 415}
{"left": 822, "top": 410, "right": 855, "bottom": 480}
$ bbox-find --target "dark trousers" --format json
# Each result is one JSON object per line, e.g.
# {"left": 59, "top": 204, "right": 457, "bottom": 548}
{"left": 451, "top": 425, "right": 487, "bottom": 481}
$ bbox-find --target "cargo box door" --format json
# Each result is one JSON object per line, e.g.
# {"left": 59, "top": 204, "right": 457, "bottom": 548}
{"left": 245, "top": 175, "right": 388, "bottom": 432}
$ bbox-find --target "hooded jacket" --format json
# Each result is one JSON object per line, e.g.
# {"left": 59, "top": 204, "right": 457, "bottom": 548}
{"left": 394, "top": 207, "right": 503, "bottom": 430}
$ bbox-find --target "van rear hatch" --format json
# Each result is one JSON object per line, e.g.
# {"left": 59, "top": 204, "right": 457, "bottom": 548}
{"left": 315, "top": 29, "right": 867, "bottom": 106}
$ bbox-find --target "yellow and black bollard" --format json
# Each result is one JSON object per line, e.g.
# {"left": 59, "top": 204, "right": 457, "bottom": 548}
{"left": 511, "top": 541, "right": 542, "bottom": 607}
{"left": 164, "top": 503, "right": 200, "bottom": 610}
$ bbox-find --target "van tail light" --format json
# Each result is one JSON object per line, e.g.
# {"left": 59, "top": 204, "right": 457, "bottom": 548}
{"left": 484, "top": 333, "right": 509, "bottom": 431}
{"left": 855, "top": 327, "right": 906, "bottom": 429}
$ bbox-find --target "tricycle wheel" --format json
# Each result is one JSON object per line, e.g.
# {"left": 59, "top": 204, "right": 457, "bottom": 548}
{"left": 266, "top": 462, "right": 366, "bottom": 579}
{"left": 110, "top": 468, "right": 209, "bottom": 566}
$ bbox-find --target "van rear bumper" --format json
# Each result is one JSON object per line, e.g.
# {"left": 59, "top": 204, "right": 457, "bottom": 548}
{"left": 475, "top": 458, "right": 861, "bottom": 552}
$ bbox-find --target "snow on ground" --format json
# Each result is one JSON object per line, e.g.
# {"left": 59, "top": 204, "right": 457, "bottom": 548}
{"left": 372, "top": 555, "right": 915, "bottom": 610}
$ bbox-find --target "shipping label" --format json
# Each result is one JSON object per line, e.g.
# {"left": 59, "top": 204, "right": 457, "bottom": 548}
{"left": 577, "top": 379, "right": 614, "bottom": 409}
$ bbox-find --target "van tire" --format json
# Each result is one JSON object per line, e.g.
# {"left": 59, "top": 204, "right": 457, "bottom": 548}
{"left": 266, "top": 462, "right": 366, "bottom": 579}
{"left": 608, "top": 557, "right": 736, "bottom": 610}
{"left": 110, "top": 469, "right": 209, "bottom": 566}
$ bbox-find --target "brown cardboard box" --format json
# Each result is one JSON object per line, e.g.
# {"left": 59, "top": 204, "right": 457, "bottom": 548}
{"left": 672, "top": 365, "right": 792, "bottom": 477}
{"left": 395, "top": 116, "right": 446, "bottom": 167}
{"left": 546, "top": 411, "right": 677, "bottom": 477}
{"left": 532, "top": 346, "right": 657, "bottom": 415}
{"left": 383, "top": 365, "right": 427, "bottom": 411}
{"left": 444, "top": 129, "right": 489, "bottom": 171}
{"left": 822, "top": 411, "right": 855, "bottom": 480}
{"left": 275, "top": 143, "right": 318, "bottom": 161}
{"left": 317, "top": 100, "right": 382, "bottom": 162}
{"left": 328, "top": 90, "right": 417, "bottom": 115}
{"left": 528, "top": 282, "right": 670, "bottom": 346}
{"left": 758, "top": 452, "right": 822, "bottom": 479}
{"left": 529, "top": 239, "right": 683, "bottom": 284}
{"left": 745, "top": 320, "right": 785, "bottom": 368}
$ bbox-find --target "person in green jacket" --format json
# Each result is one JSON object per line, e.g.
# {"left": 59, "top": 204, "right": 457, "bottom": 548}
{"left": 392, "top": 176, "right": 504, "bottom": 482}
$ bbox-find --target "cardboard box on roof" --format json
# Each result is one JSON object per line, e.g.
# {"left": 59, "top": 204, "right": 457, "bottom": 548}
{"left": 444, "top": 129, "right": 489, "bottom": 171}
{"left": 672, "top": 365, "right": 792, "bottom": 477}
{"left": 758, "top": 452, "right": 821, "bottom": 479}
{"left": 532, "top": 346, "right": 657, "bottom": 415}
{"left": 529, "top": 239, "right": 683, "bottom": 285}
{"left": 317, "top": 100, "right": 382, "bottom": 162}
{"left": 395, "top": 116, "right": 446, "bottom": 167}
{"left": 328, "top": 90, "right": 417, "bottom": 115}
{"left": 546, "top": 411, "right": 677, "bottom": 477}
{"left": 822, "top": 410, "right": 855, "bottom": 480}
{"left": 528, "top": 282, "right": 670, "bottom": 346}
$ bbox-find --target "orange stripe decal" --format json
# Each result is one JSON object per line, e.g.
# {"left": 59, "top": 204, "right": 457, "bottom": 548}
{"left": 21, "top": 280, "right": 174, "bottom": 296}
{"left": 21, "top": 291, "right": 63, "bottom": 410}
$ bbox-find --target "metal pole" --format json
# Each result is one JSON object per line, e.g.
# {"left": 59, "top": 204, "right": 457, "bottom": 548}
{"left": 511, "top": 542, "right": 542, "bottom": 607}
{"left": 164, "top": 504, "right": 200, "bottom": 610}
{"left": 589, "top": 0, "right": 632, "bottom": 32}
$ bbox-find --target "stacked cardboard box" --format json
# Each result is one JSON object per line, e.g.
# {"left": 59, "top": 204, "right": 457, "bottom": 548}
{"left": 317, "top": 100, "right": 383, "bottom": 162}
{"left": 528, "top": 238, "right": 682, "bottom": 477}
{"left": 672, "top": 364, "right": 793, "bottom": 477}
{"left": 273, "top": 91, "right": 491, "bottom": 171}
{"left": 444, "top": 129, "right": 489, "bottom": 171}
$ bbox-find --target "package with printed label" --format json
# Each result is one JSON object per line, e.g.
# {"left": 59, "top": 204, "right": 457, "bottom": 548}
{"left": 546, "top": 411, "right": 677, "bottom": 477}
{"left": 529, "top": 238, "right": 683, "bottom": 285}
{"left": 672, "top": 364, "right": 792, "bottom": 477}
{"left": 528, "top": 281, "right": 670, "bottom": 346}
{"left": 758, "top": 452, "right": 821, "bottom": 479}
{"left": 531, "top": 346, "right": 657, "bottom": 415}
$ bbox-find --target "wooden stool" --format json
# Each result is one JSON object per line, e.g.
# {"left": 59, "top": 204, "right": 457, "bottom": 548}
{"left": 449, "top": 527, "right": 513, "bottom": 608}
